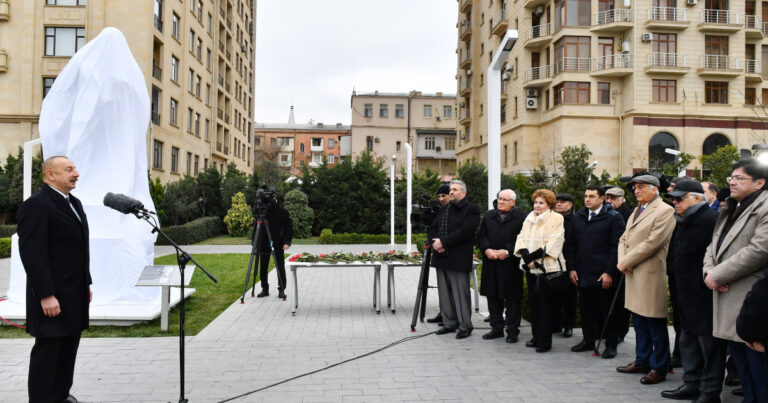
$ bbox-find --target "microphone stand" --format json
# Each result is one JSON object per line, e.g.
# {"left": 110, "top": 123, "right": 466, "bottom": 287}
{"left": 133, "top": 210, "right": 218, "bottom": 403}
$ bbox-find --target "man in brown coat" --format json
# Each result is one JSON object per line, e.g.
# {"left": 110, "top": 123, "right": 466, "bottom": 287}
{"left": 703, "top": 158, "right": 768, "bottom": 403}
{"left": 616, "top": 175, "right": 676, "bottom": 385}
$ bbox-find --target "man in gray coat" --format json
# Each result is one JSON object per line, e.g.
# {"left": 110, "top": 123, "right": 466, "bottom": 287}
{"left": 703, "top": 158, "right": 768, "bottom": 403}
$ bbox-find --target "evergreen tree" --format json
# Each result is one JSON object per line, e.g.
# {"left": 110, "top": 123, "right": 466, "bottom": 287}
{"left": 284, "top": 189, "right": 314, "bottom": 238}
{"left": 556, "top": 144, "right": 595, "bottom": 209}
{"left": 223, "top": 192, "right": 253, "bottom": 237}
{"left": 0, "top": 148, "right": 43, "bottom": 223}
{"left": 700, "top": 145, "right": 739, "bottom": 189}
{"left": 160, "top": 175, "right": 200, "bottom": 225}
{"left": 221, "top": 162, "right": 247, "bottom": 211}
{"left": 196, "top": 165, "right": 224, "bottom": 218}
{"left": 456, "top": 157, "right": 487, "bottom": 209}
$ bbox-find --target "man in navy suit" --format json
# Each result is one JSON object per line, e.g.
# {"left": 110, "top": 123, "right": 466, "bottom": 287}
{"left": 17, "top": 156, "right": 92, "bottom": 403}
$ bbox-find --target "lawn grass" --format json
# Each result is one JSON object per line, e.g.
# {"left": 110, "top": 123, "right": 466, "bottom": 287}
{"left": 195, "top": 235, "right": 320, "bottom": 245}
{"left": 0, "top": 253, "right": 262, "bottom": 338}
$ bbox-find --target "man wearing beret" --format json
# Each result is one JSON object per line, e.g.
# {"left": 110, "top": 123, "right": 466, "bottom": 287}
{"left": 616, "top": 175, "right": 676, "bottom": 385}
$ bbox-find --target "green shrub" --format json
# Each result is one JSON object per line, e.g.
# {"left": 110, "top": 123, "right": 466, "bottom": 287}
{"left": 156, "top": 217, "right": 223, "bottom": 245}
{"left": 0, "top": 225, "right": 16, "bottom": 238}
{"left": 320, "top": 229, "right": 426, "bottom": 250}
{"left": 284, "top": 189, "right": 314, "bottom": 239}
{"left": 0, "top": 237, "right": 10, "bottom": 258}
{"left": 223, "top": 192, "right": 253, "bottom": 237}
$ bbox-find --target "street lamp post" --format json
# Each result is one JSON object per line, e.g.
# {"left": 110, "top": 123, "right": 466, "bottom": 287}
{"left": 487, "top": 30, "right": 519, "bottom": 210}
{"left": 390, "top": 155, "right": 396, "bottom": 246}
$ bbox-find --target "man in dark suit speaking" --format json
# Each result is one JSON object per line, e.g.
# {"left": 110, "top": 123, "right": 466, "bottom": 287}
{"left": 17, "top": 156, "right": 92, "bottom": 403}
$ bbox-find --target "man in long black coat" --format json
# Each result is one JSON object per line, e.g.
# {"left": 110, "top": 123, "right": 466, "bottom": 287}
{"left": 477, "top": 189, "right": 525, "bottom": 343}
{"left": 737, "top": 267, "right": 768, "bottom": 403}
{"left": 429, "top": 180, "right": 481, "bottom": 339}
{"left": 661, "top": 179, "right": 726, "bottom": 402}
{"left": 255, "top": 195, "right": 293, "bottom": 299}
{"left": 565, "top": 185, "right": 625, "bottom": 359}
{"left": 17, "top": 156, "right": 92, "bottom": 403}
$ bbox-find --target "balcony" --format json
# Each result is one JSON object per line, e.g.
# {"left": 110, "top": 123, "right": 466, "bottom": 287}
{"left": 491, "top": 9, "right": 508, "bottom": 36}
{"left": 214, "top": 142, "right": 226, "bottom": 158}
{"left": 764, "top": 22, "right": 768, "bottom": 37}
{"left": 310, "top": 142, "right": 323, "bottom": 152}
{"left": 524, "top": 23, "right": 552, "bottom": 49}
{"left": 698, "top": 55, "right": 742, "bottom": 76}
{"left": 152, "top": 64, "right": 162, "bottom": 81}
{"left": 745, "top": 15, "right": 763, "bottom": 39}
{"left": 460, "top": 21, "right": 471, "bottom": 40}
{"left": 460, "top": 53, "right": 471, "bottom": 69}
{"left": 745, "top": 59, "right": 762, "bottom": 83}
{"left": 591, "top": 54, "right": 632, "bottom": 77}
{"left": 460, "top": 0, "right": 472, "bottom": 13}
{"left": 223, "top": 145, "right": 229, "bottom": 155}
{"left": 590, "top": 9, "right": 632, "bottom": 33}
{"left": 524, "top": 0, "right": 547, "bottom": 9}
{"left": 646, "top": 7, "right": 689, "bottom": 30}
{"left": 646, "top": 52, "right": 689, "bottom": 74}
{"left": 459, "top": 76, "right": 471, "bottom": 96}
{"left": 151, "top": 112, "right": 160, "bottom": 125}
{"left": 217, "top": 108, "right": 223, "bottom": 119}
{"left": 524, "top": 65, "right": 553, "bottom": 88}
{"left": 154, "top": 15, "right": 163, "bottom": 32}
{"left": 554, "top": 57, "right": 591, "bottom": 75}
{"left": 459, "top": 109, "right": 471, "bottom": 125}
{"left": 698, "top": 9, "right": 741, "bottom": 33}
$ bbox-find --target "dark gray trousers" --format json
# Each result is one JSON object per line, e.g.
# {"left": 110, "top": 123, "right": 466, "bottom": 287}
{"left": 436, "top": 268, "right": 473, "bottom": 332}
{"left": 679, "top": 329, "right": 727, "bottom": 394}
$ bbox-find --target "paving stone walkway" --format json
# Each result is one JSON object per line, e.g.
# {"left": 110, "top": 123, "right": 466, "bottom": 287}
{"left": 0, "top": 245, "right": 743, "bottom": 402}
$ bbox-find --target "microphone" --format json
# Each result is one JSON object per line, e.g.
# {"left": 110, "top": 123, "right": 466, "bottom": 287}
{"left": 103, "top": 192, "right": 147, "bottom": 215}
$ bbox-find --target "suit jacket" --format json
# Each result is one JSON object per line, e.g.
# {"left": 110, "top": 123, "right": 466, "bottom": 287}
{"left": 428, "top": 198, "right": 481, "bottom": 272}
{"left": 736, "top": 267, "right": 768, "bottom": 346}
{"left": 618, "top": 195, "right": 676, "bottom": 318}
{"left": 564, "top": 204, "right": 625, "bottom": 287}
{"left": 703, "top": 190, "right": 768, "bottom": 342}
{"left": 16, "top": 184, "right": 91, "bottom": 337}
{"left": 477, "top": 207, "right": 525, "bottom": 299}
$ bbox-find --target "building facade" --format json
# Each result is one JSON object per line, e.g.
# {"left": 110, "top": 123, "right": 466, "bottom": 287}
{"left": 350, "top": 91, "right": 458, "bottom": 176}
{"left": 457, "top": 0, "right": 768, "bottom": 176}
{"left": 0, "top": 0, "right": 255, "bottom": 183}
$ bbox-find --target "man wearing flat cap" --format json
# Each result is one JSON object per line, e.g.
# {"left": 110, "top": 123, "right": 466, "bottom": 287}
{"left": 426, "top": 184, "right": 451, "bottom": 325}
{"left": 606, "top": 187, "right": 632, "bottom": 225}
{"left": 616, "top": 175, "right": 676, "bottom": 385}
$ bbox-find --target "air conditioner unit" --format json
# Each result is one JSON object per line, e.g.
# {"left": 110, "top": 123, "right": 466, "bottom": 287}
{"left": 641, "top": 33, "right": 653, "bottom": 42}
{"left": 526, "top": 97, "right": 538, "bottom": 110}
{"left": 502, "top": 72, "right": 511, "bottom": 81}
{"left": 534, "top": 5, "right": 545, "bottom": 17}
{"left": 504, "top": 64, "right": 514, "bottom": 73}
{"left": 467, "top": 69, "right": 473, "bottom": 75}
{"left": 436, "top": 146, "right": 442, "bottom": 152}
{"left": 374, "top": 137, "right": 380, "bottom": 143}
{"left": 526, "top": 89, "right": 539, "bottom": 98}
{"left": 685, "top": 0, "right": 696, "bottom": 5}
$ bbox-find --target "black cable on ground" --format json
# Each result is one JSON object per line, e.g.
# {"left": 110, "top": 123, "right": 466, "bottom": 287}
{"left": 218, "top": 330, "right": 437, "bottom": 402}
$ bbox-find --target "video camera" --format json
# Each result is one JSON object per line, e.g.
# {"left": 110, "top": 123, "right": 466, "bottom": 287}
{"left": 411, "top": 194, "right": 441, "bottom": 231}
{"left": 254, "top": 184, "right": 278, "bottom": 218}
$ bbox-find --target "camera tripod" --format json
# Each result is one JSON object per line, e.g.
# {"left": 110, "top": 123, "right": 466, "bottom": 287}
{"left": 410, "top": 241, "right": 435, "bottom": 331}
{"left": 241, "top": 207, "right": 284, "bottom": 303}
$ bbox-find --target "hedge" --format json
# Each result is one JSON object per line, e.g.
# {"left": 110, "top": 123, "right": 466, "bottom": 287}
{"left": 319, "top": 229, "right": 427, "bottom": 252}
{"left": 0, "top": 225, "right": 16, "bottom": 238}
{"left": 155, "top": 217, "right": 224, "bottom": 245}
{"left": 0, "top": 237, "right": 10, "bottom": 258}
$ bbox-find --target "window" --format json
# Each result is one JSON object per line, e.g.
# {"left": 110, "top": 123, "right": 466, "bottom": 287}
{"left": 194, "top": 155, "right": 199, "bottom": 175}
{"left": 366, "top": 136, "right": 374, "bottom": 151}
{"left": 363, "top": 104, "right": 373, "bottom": 118}
{"left": 44, "top": 27, "right": 85, "bottom": 56}
{"left": 504, "top": 145, "right": 508, "bottom": 167}
{"left": 513, "top": 141, "right": 518, "bottom": 165}
{"left": 312, "top": 153, "right": 322, "bottom": 165}
{"left": 553, "top": 82, "right": 590, "bottom": 105}
{"left": 171, "top": 147, "right": 179, "bottom": 173}
{"left": 328, "top": 155, "right": 335, "bottom": 164}
{"left": 207, "top": 13, "right": 212, "bottom": 34}
{"left": 443, "top": 105, "right": 452, "bottom": 118}
{"left": 189, "top": 0, "right": 195, "bottom": 12}
{"left": 705, "top": 81, "right": 728, "bottom": 104}
{"left": 300, "top": 143, "right": 305, "bottom": 152}
{"left": 746, "top": 88, "right": 757, "bottom": 105}
{"left": 702, "top": 133, "right": 731, "bottom": 156}
{"left": 270, "top": 138, "right": 277, "bottom": 146}
{"left": 197, "top": 0, "right": 203, "bottom": 20}
{"left": 328, "top": 138, "right": 335, "bottom": 148}
{"left": 444, "top": 137, "right": 456, "bottom": 151}
{"left": 555, "top": 0, "right": 591, "bottom": 30}
{"left": 649, "top": 132, "right": 678, "bottom": 171}
{"left": 653, "top": 33, "right": 677, "bottom": 54}
{"left": 652, "top": 79, "right": 676, "bottom": 103}
{"left": 154, "top": 0, "right": 162, "bottom": 20}
{"left": 196, "top": 38, "right": 202, "bottom": 59}
{"left": 185, "top": 152, "right": 192, "bottom": 174}
{"left": 190, "top": 29, "right": 196, "bottom": 53}
{"left": 169, "top": 98, "right": 178, "bottom": 125}
{"left": 380, "top": 104, "right": 388, "bottom": 118}
{"left": 425, "top": 137, "right": 436, "bottom": 150}
{"left": 152, "top": 140, "right": 163, "bottom": 169}
{"left": 188, "top": 69, "right": 194, "bottom": 92}
{"left": 501, "top": 103, "right": 507, "bottom": 123}
{"left": 280, "top": 137, "right": 291, "bottom": 146}
{"left": 187, "top": 108, "right": 193, "bottom": 132}
{"left": 205, "top": 83, "right": 210, "bottom": 104}
{"left": 545, "top": 89, "right": 550, "bottom": 109}
{"left": 205, "top": 118, "right": 210, "bottom": 140}
{"left": 172, "top": 13, "right": 180, "bottom": 39}
{"left": 423, "top": 105, "right": 432, "bottom": 118}
{"left": 704, "top": 35, "right": 729, "bottom": 68}
{"left": 195, "top": 75, "right": 201, "bottom": 97}
{"left": 513, "top": 96, "right": 518, "bottom": 118}
{"left": 43, "top": 77, "right": 55, "bottom": 98}
{"left": 206, "top": 48, "right": 211, "bottom": 69}
{"left": 171, "top": 55, "right": 179, "bottom": 81}
{"left": 194, "top": 113, "right": 200, "bottom": 135}
{"left": 395, "top": 104, "right": 404, "bottom": 118}
{"left": 311, "top": 138, "right": 322, "bottom": 147}
{"left": 598, "top": 82, "right": 610, "bottom": 104}
{"left": 554, "top": 36, "right": 590, "bottom": 73}
{"left": 46, "top": 0, "right": 86, "bottom": 5}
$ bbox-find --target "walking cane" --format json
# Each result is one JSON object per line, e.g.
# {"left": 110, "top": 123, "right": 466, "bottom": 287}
{"left": 594, "top": 274, "right": 626, "bottom": 357}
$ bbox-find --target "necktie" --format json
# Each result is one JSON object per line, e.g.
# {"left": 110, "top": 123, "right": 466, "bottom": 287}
{"left": 589, "top": 211, "right": 596, "bottom": 221}
{"left": 639, "top": 205, "right": 646, "bottom": 214}
{"left": 66, "top": 196, "right": 82, "bottom": 222}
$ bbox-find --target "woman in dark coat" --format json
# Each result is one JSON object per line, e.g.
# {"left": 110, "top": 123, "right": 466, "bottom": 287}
{"left": 478, "top": 189, "right": 525, "bottom": 343}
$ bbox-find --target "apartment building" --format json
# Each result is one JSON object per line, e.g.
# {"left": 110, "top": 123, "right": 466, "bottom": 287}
{"left": 253, "top": 107, "right": 350, "bottom": 175}
{"left": 0, "top": 0, "right": 255, "bottom": 183}
{"left": 457, "top": 0, "right": 768, "bottom": 175}
{"left": 350, "top": 91, "right": 458, "bottom": 176}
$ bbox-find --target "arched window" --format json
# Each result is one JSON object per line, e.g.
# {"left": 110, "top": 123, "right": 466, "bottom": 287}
{"left": 300, "top": 143, "right": 305, "bottom": 153}
{"left": 702, "top": 133, "right": 731, "bottom": 156}
{"left": 649, "top": 132, "right": 679, "bottom": 171}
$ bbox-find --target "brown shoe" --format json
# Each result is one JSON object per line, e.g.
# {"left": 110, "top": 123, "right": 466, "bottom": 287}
{"left": 616, "top": 362, "right": 651, "bottom": 374}
{"left": 640, "top": 369, "right": 666, "bottom": 385}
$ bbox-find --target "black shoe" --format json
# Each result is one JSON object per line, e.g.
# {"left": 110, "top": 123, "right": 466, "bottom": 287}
{"left": 505, "top": 334, "right": 519, "bottom": 343}
{"left": 277, "top": 291, "right": 286, "bottom": 299}
{"left": 536, "top": 344, "right": 551, "bottom": 353}
{"left": 426, "top": 313, "right": 442, "bottom": 323}
{"left": 58, "top": 396, "right": 78, "bottom": 403}
{"left": 436, "top": 326, "right": 456, "bottom": 335}
{"left": 724, "top": 373, "right": 740, "bottom": 387}
{"left": 661, "top": 384, "right": 700, "bottom": 400}
{"left": 618, "top": 336, "right": 625, "bottom": 344}
{"left": 602, "top": 345, "right": 617, "bottom": 359}
{"left": 692, "top": 393, "right": 721, "bottom": 403}
{"left": 456, "top": 329, "right": 472, "bottom": 339}
{"left": 483, "top": 316, "right": 491, "bottom": 322}
{"left": 571, "top": 340, "right": 596, "bottom": 352}
{"left": 562, "top": 328, "right": 573, "bottom": 338}
{"left": 256, "top": 289, "right": 269, "bottom": 298}
{"left": 731, "top": 388, "right": 743, "bottom": 397}
{"left": 670, "top": 356, "right": 682, "bottom": 369}
{"left": 482, "top": 329, "right": 504, "bottom": 340}
{"left": 525, "top": 339, "right": 537, "bottom": 348}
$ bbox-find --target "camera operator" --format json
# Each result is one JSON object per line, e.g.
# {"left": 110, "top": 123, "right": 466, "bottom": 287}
{"left": 254, "top": 193, "right": 293, "bottom": 299}
{"left": 426, "top": 184, "right": 451, "bottom": 326}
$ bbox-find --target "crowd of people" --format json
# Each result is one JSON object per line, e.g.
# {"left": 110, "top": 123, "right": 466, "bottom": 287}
{"left": 427, "top": 159, "right": 768, "bottom": 403}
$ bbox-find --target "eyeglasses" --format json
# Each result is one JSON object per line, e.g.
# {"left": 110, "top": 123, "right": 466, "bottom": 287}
{"left": 727, "top": 175, "right": 754, "bottom": 183}
{"left": 498, "top": 197, "right": 514, "bottom": 202}
{"left": 670, "top": 196, "right": 685, "bottom": 203}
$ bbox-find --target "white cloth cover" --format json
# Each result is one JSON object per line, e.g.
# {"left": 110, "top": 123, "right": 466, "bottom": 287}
{"left": 8, "top": 27, "right": 160, "bottom": 307}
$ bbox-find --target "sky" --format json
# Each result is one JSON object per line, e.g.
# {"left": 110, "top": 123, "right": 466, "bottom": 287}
{"left": 254, "top": 0, "right": 458, "bottom": 126}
